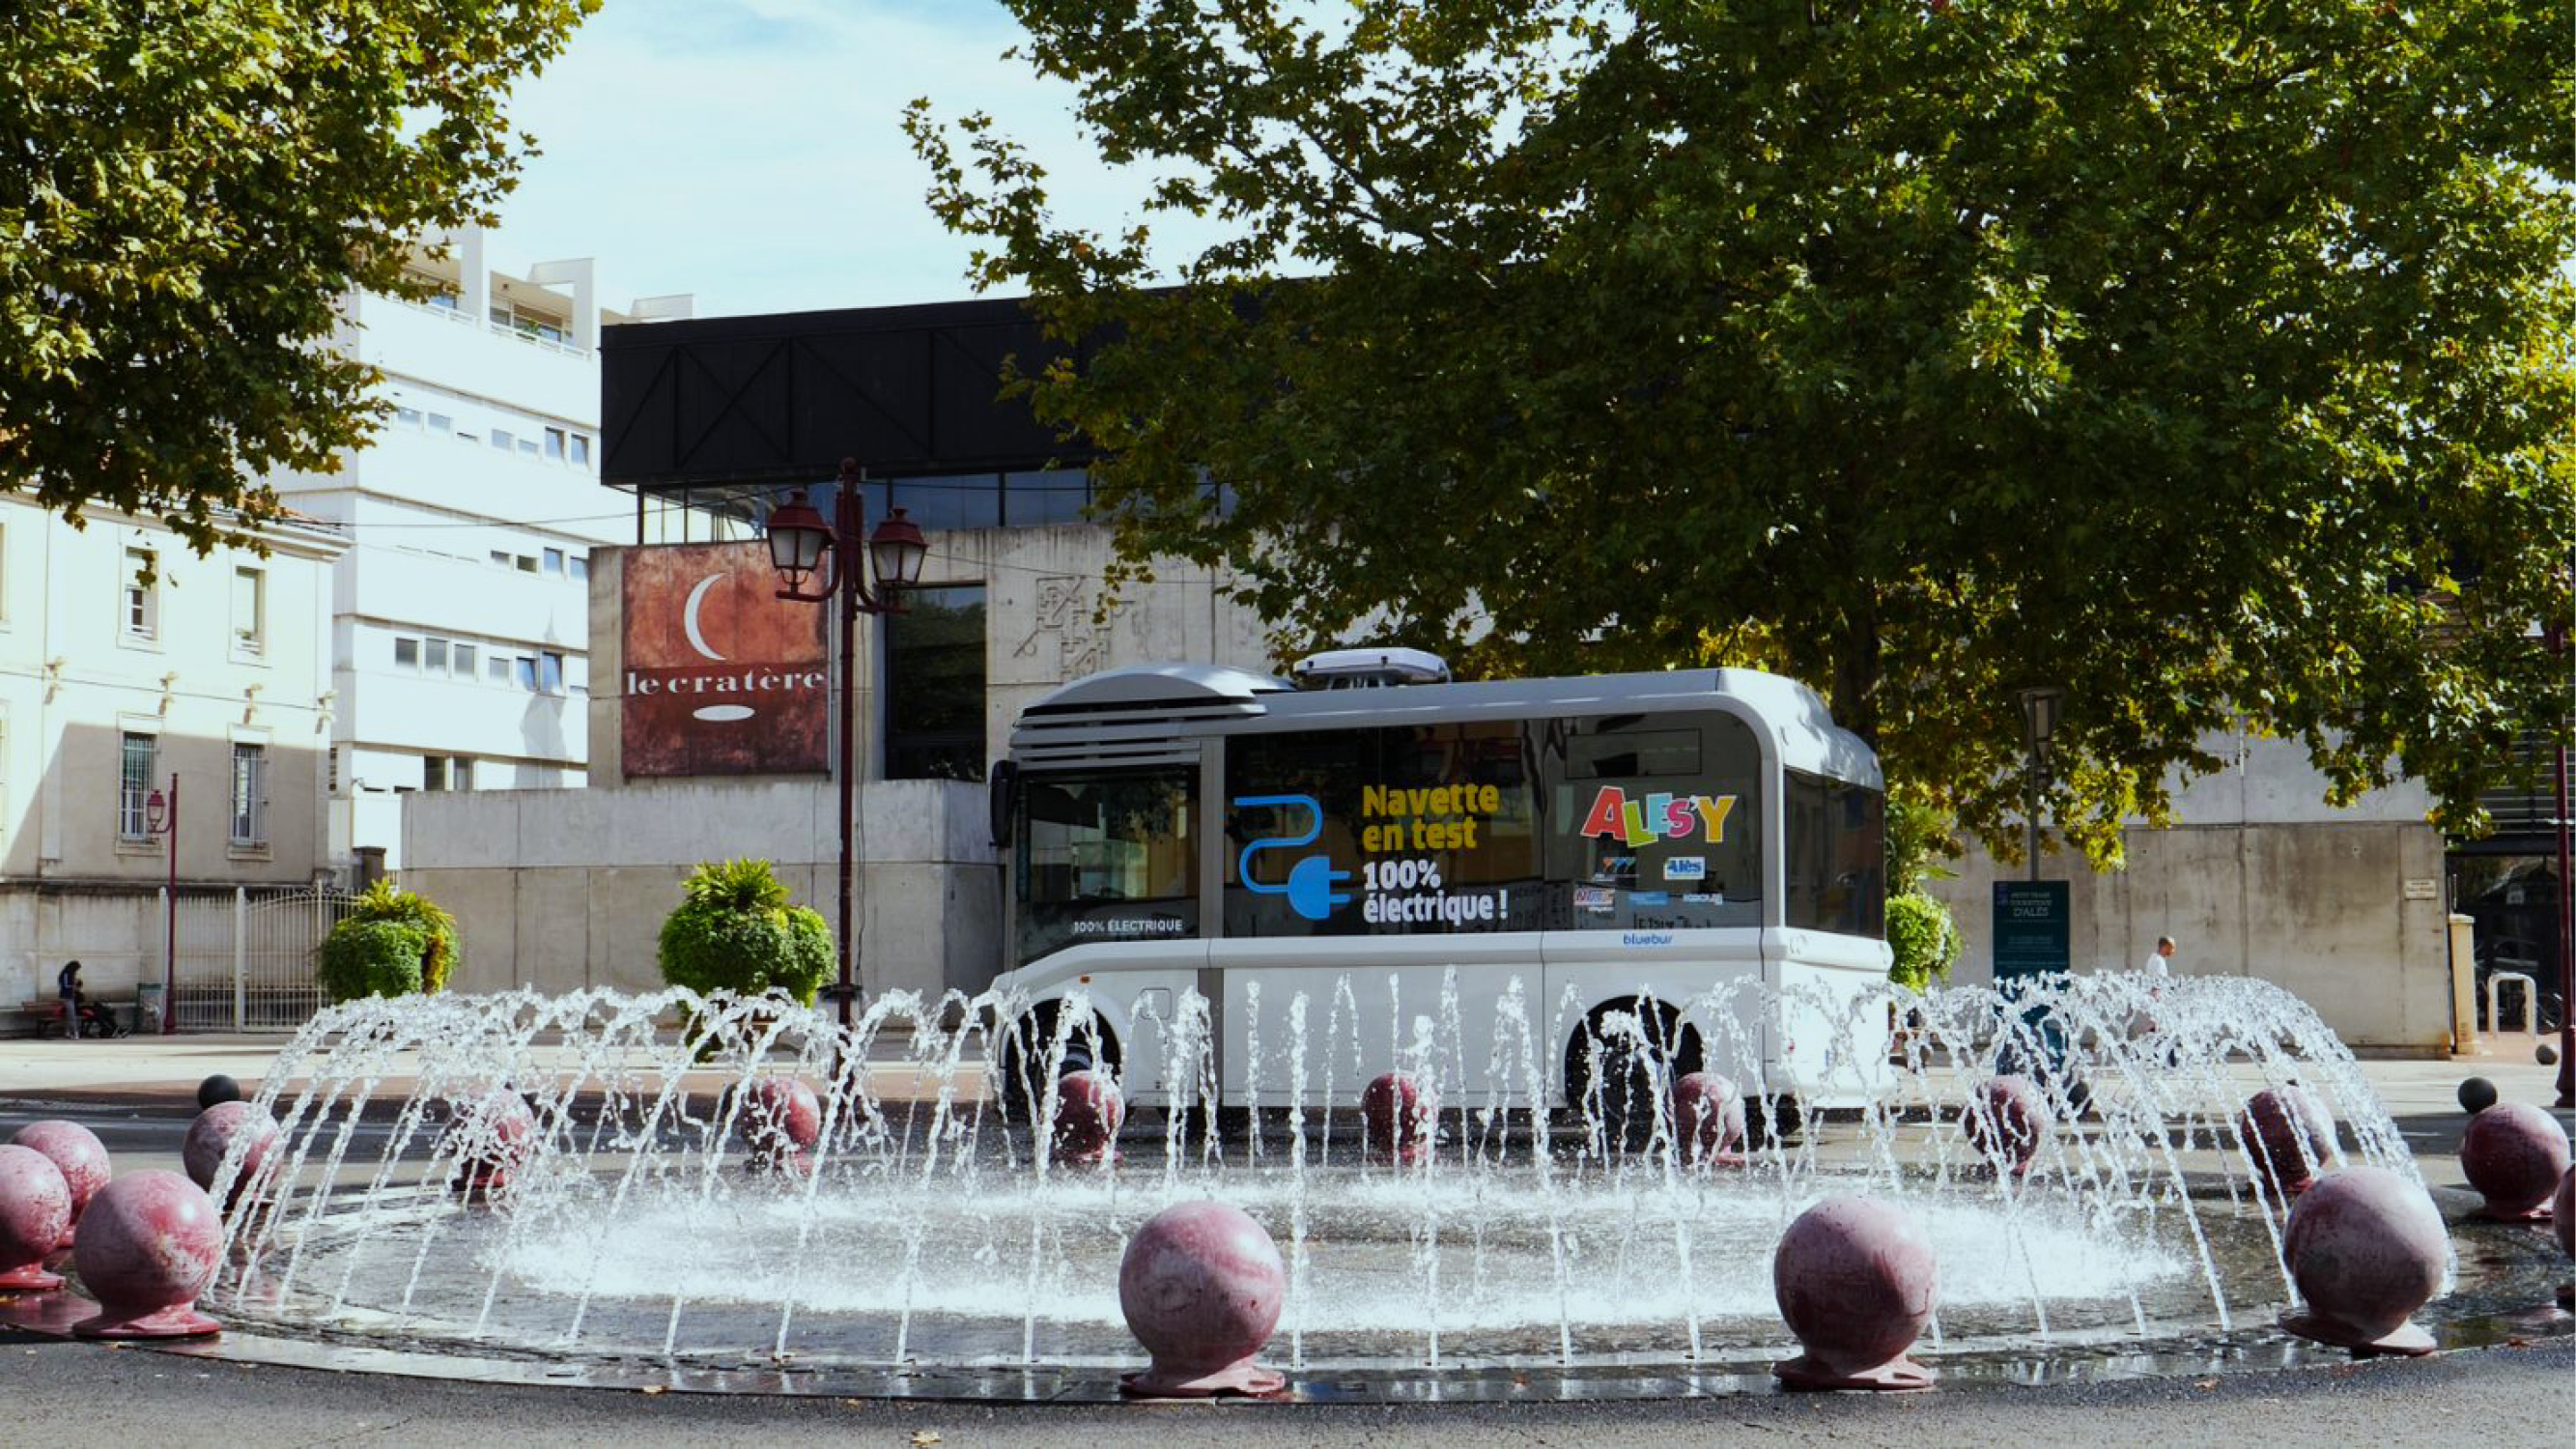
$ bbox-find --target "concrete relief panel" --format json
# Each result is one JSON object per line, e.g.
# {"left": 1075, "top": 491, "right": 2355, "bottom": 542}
{"left": 621, "top": 542, "right": 828, "bottom": 777}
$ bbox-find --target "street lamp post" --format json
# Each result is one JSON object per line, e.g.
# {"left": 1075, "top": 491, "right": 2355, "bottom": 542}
{"left": 144, "top": 777, "right": 178, "bottom": 1034}
{"left": 2017, "top": 687, "right": 2067, "bottom": 884}
{"left": 763, "top": 459, "right": 928, "bottom": 1038}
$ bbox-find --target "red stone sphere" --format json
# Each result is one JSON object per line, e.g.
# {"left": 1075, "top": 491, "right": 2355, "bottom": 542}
{"left": 71, "top": 1169, "right": 224, "bottom": 1338}
{"left": 1965, "top": 1074, "right": 2051, "bottom": 1177}
{"left": 1118, "top": 1200, "right": 1287, "bottom": 1396}
{"left": 1772, "top": 1195, "right": 1940, "bottom": 1378}
{"left": 2459, "top": 1101, "right": 2572, "bottom": 1220}
{"left": 11, "top": 1120, "right": 110, "bottom": 1249}
{"left": 183, "top": 1101, "right": 281, "bottom": 1208}
{"left": 2281, "top": 1166, "right": 2449, "bottom": 1348}
{"left": 738, "top": 1077, "right": 822, "bottom": 1173}
{"left": 1672, "top": 1072, "right": 1746, "bottom": 1166}
{"left": 2236, "top": 1087, "right": 2336, "bottom": 1197}
{"left": 1049, "top": 1070, "right": 1125, "bottom": 1165}
{"left": 0, "top": 1144, "right": 72, "bottom": 1292}
{"left": 1361, "top": 1070, "right": 1437, "bottom": 1167}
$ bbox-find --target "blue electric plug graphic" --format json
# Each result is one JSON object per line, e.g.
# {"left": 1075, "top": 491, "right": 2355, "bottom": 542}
{"left": 1234, "top": 793, "right": 1351, "bottom": 923}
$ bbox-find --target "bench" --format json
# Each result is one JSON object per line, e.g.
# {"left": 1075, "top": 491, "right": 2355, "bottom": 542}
{"left": 10, "top": 995, "right": 139, "bottom": 1037}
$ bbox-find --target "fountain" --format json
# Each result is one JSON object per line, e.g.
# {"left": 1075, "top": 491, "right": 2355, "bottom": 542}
{"left": 20, "top": 972, "right": 2558, "bottom": 1399}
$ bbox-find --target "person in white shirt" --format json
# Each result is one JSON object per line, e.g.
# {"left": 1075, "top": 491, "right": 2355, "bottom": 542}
{"left": 2130, "top": 936, "right": 2179, "bottom": 1064}
{"left": 2141, "top": 936, "right": 2176, "bottom": 977}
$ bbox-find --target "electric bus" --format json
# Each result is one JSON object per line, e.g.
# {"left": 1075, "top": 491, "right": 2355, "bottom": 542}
{"left": 987, "top": 649, "right": 1892, "bottom": 1128}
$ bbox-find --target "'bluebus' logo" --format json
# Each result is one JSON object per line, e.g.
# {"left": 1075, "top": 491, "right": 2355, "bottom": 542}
{"left": 1234, "top": 794, "right": 1351, "bottom": 922}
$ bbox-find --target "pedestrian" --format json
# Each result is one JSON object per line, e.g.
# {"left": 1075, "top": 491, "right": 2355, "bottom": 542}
{"left": 56, "top": 958, "right": 84, "bottom": 1037}
{"left": 2140, "top": 935, "right": 2176, "bottom": 978}
{"left": 2132, "top": 936, "right": 2180, "bottom": 1068}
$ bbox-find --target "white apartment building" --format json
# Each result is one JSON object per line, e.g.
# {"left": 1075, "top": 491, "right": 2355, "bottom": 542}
{"left": 0, "top": 497, "right": 345, "bottom": 1009}
{"left": 269, "top": 226, "right": 692, "bottom": 869}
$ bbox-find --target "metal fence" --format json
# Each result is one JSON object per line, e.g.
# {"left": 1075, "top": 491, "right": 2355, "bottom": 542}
{"left": 168, "top": 887, "right": 358, "bottom": 1032}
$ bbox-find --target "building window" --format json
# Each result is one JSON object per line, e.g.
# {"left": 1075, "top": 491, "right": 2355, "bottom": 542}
{"left": 123, "top": 548, "right": 157, "bottom": 639}
{"left": 490, "top": 550, "right": 512, "bottom": 569}
{"left": 885, "top": 584, "right": 987, "bottom": 781}
{"left": 428, "top": 411, "right": 455, "bottom": 435}
{"left": 517, "top": 438, "right": 539, "bottom": 458}
{"left": 490, "top": 428, "right": 513, "bottom": 451}
{"left": 394, "top": 406, "right": 423, "bottom": 430}
{"left": 327, "top": 746, "right": 339, "bottom": 792}
{"left": 891, "top": 474, "right": 1001, "bottom": 531}
{"left": 119, "top": 732, "right": 156, "bottom": 839}
{"left": 425, "top": 638, "right": 448, "bottom": 672}
{"left": 230, "top": 743, "right": 267, "bottom": 846}
{"left": 453, "top": 756, "right": 474, "bottom": 790}
{"left": 454, "top": 642, "right": 477, "bottom": 677}
{"left": 515, "top": 656, "right": 537, "bottom": 691}
{"left": 570, "top": 435, "right": 591, "bottom": 467}
{"left": 487, "top": 654, "right": 511, "bottom": 682}
{"left": 543, "top": 548, "right": 564, "bottom": 577}
{"left": 394, "top": 636, "right": 420, "bottom": 669}
{"left": 516, "top": 554, "right": 538, "bottom": 574}
{"left": 232, "top": 567, "right": 266, "bottom": 655}
{"left": 539, "top": 651, "right": 564, "bottom": 693}
{"left": 569, "top": 554, "right": 589, "bottom": 582}
{"left": 545, "top": 428, "right": 567, "bottom": 461}
{"left": 423, "top": 754, "right": 446, "bottom": 792}
{"left": 1005, "top": 469, "right": 1090, "bottom": 526}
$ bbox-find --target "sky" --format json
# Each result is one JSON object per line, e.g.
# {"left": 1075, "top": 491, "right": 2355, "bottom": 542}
{"left": 490, "top": 1, "right": 1147, "bottom": 320}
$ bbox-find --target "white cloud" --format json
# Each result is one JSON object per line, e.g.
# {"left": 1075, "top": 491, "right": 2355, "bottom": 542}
{"left": 493, "top": 0, "right": 1200, "bottom": 318}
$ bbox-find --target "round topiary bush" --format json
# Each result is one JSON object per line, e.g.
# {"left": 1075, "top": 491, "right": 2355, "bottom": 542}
{"left": 658, "top": 858, "right": 833, "bottom": 1005}
{"left": 317, "top": 920, "right": 429, "bottom": 1003}
{"left": 1886, "top": 891, "right": 1961, "bottom": 994}
{"left": 333, "top": 880, "right": 463, "bottom": 993}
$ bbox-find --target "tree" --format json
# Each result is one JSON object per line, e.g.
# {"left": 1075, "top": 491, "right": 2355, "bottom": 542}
{"left": 0, "top": 0, "right": 597, "bottom": 556}
{"left": 910, "top": 1, "right": 2573, "bottom": 863}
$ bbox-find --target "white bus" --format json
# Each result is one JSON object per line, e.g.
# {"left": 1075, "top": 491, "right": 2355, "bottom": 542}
{"left": 987, "top": 651, "right": 1892, "bottom": 1133}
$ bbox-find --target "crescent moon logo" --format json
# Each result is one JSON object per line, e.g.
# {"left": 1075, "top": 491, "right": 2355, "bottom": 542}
{"left": 682, "top": 574, "right": 726, "bottom": 662}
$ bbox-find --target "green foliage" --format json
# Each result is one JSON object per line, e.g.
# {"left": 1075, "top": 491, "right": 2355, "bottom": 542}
{"left": 346, "top": 879, "right": 462, "bottom": 994}
{"left": 0, "top": 0, "right": 599, "bottom": 556}
{"left": 658, "top": 860, "right": 832, "bottom": 1005}
{"left": 317, "top": 920, "right": 428, "bottom": 1004}
{"left": 1885, "top": 893, "right": 1962, "bottom": 995}
{"left": 910, "top": 1, "right": 2573, "bottom": 865}
{"left": 1886, "top": 795, "right": 1961, "bottom": 897}
{"left": 680, "top": 856, "right": 791, "bottom": 914}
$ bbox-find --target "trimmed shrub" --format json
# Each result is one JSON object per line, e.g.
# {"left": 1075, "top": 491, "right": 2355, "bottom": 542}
{"left": 1886, "top": 891, "right": 1962, "bottom": 993}
{"left": 657, "top": 858, "right": 833, "bottom": 1005}
{"left": 341, "top": 879, "right": 463, "bottom": 993}
{"left": 317, "top": 920, "right": 428, "bottom": 1003}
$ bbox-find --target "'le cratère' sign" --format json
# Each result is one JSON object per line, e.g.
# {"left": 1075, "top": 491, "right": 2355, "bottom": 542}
{"left": 621, "top": 541, "right": 828, "bottom": 777}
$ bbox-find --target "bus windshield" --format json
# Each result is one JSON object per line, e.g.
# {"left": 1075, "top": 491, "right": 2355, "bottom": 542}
{"left": 1013, "top": 767, "right": 1198, "bottom": 966}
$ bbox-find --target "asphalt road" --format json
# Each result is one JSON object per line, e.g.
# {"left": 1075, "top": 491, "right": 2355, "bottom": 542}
{"left": 3, "top": 1325, "right": 2570, "bottom": 1449}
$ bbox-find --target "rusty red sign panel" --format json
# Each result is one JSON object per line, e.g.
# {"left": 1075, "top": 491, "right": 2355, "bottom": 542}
{"left": 621, "top": 541, "right": 830, "bottom": 777}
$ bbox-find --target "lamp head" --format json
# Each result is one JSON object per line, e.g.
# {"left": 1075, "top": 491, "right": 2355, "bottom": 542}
{"left": 868, "top": 508, "right": 929, "bottom": 594}
{"left": 764, "top": 497, "right": 832, "bottom": 587}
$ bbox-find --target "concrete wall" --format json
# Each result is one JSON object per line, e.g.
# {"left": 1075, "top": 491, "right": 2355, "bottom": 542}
{"left": 399, "top": 778, "right": 999, "bottom": 1002}
{"left": 1929, "top": 732, "right": 2454, "bottom": 1052}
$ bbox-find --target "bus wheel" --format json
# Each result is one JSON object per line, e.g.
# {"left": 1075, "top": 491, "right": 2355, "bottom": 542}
{"left": 999, "top": 1008, "right": 1118, "bottom": 1125}
{"left": 1571, "top": 1002, "right": 1702, "bottom": 1152}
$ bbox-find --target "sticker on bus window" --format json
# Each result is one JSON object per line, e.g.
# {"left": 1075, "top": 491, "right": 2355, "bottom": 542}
{"left": 1663, "top": 856, "right": 1706, "bottom": 881}
{"left": 1573, "top": 885, "right": 1614, "bottom": 913}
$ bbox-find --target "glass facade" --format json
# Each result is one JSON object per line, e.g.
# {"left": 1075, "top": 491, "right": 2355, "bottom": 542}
{"left": 885, "top": 584, "right": 988, "bottom": 781}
